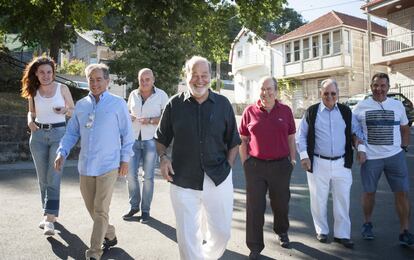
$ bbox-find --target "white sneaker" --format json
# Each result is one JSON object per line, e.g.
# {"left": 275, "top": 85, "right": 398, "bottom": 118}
{"left": 39, "top": 220, "right": 46, "bottom": 229}
{"left": 43, "top": 221, "right": 55, "bottom": 236}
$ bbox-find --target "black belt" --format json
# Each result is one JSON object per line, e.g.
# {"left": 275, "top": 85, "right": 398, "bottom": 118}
{"left": 314, "top": 153, "right": 345, "bottom": 160}
{"left": 251, "top": 156, "right": 288, "bottom": 162}
{"left": 35, "top": 122, "right": 66, "bottom": 130}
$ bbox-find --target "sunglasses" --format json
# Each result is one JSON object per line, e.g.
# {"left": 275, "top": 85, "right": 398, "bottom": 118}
{"left": 323, "top": 92, "right": 337, "bottom": 97}
{"left": 85, "top": 112, "right": 95, "bottom": 128}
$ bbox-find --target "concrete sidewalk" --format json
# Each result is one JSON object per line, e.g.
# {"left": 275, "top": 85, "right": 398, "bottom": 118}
{"left": 1, "top": 154, "right": 414, "bottom": 260}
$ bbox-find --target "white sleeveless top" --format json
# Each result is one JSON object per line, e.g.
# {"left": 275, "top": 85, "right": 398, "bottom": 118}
{"left": 34, "top": 83, "right": 66, "bottom": 124}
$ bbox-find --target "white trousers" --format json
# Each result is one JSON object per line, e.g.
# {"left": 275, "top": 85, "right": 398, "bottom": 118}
{"left": 307, "top": 157, "right": 352, "bottom": 238}
{"left": 170, "top": 171, "right": 233, "bottom": 260}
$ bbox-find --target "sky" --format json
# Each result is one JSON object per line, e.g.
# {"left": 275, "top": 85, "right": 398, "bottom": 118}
{"left": 286, "top": 0, "right": 387, "bottom": 27}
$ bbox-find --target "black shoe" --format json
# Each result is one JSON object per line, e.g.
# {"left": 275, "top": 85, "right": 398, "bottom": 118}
{"left": 140, "top": 212, "right": 150, "bottom": 223}
{"left": 278, "top": 233, "right": 290, "bottom": 248}
{"left": 399, "top": 230, "right": 414, "bottom": 247}
{"left": 102, "top": 236, "right": 118, "bottom": 251}
{"left": 316, "top": 234, "right": 328, "bottom": 243}
{"left": 122, "top": 209, "right": 139, "bottom": 220}
{"left": 89, "top": 258, "right": 96, "bottom": 260}
{"left": 248, "top": 251, "right": 260, "bottom": 259}
{"left": 334, "top": 237, "right": 354, "bottom": 249}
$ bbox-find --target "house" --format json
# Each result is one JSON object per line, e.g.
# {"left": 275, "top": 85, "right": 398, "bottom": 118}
{"left": 60, "top": 30, "right": 130, "bottom": 98}
{"left": 229, "top": 28, "right": 279, "bottom": 104}
{"left": 60, "top": 30, "right": 121, "bottom": 65}
{"left": 362, "top": 0, "right": 414, "bottom": 100}
{"left": 271, "top": 11, "right": 388, "bottom": 116}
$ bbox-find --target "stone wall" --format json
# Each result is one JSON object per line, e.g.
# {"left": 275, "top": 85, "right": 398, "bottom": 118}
{"left": 0, "top": 115, "right": 79, "bottom": 163}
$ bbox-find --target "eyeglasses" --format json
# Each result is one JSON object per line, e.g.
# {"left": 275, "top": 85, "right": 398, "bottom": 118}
{"left": 85, "top": 112, "right": 95, "bottom": 128}
{"left": 323, "top": 92, "right": 337, "bottom": 97}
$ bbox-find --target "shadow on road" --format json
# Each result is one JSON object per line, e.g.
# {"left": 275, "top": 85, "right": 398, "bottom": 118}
{"left": 47, "top": 222, "right": 88, "bottom": 259}
{"left": 290, "top": 241, "right": 342, "bottom": 259}
{"left": 147, "top": 217, "right": 177, "bottom": 242}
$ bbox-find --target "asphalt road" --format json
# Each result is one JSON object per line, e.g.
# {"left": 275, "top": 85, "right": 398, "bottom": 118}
{"left": 1, "top": 130, "right": 414, "bottom": 259}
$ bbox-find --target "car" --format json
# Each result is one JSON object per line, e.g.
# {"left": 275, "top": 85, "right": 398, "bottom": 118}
{"left": 65, "top": 80, "right": 89, "bottom": 90}
{"left": 344, "top": 92, "right": 414, "bottom": 126}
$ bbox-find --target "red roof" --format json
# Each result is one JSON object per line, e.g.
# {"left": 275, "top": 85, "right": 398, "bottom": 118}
{"left": 273, "top": 11, "right": 386, "bottom": 43}
{"left": 361, "top": 0, "right": 386, "bottom": 9}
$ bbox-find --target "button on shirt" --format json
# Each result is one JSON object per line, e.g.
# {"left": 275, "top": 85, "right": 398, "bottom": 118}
{"left": 155, "top": 90, "right": 241, "bottom": 190}
{"left": 128, "top": 87, "right": 169, "bottom": 140}
{"left": 239, "top": 100, "right": 296, "bottom": 160}
{"left": 296, "top": 102, "right": 346, "bottom": 159}
{"left": 57, "top": 91, "right": 134, "bottom": 176}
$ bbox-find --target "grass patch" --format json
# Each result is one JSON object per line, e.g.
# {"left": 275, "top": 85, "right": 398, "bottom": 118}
{"left": 0, "top": 92, "right": 27, "bottom": 116}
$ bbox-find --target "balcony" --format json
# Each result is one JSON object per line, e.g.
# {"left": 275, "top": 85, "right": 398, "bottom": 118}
{"left": 232, "top": 51, "right": 268, "bottom": 71}
{"left": 370, "top": 31, "right": 414, "bottom": 65}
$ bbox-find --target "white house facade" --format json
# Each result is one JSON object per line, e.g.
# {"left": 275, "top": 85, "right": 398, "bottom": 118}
{"left": 229, "top": 28, "right": 278, "bottom": 104}
{"left": 271, "top": 11, "right": 388, "bottom": 116}
{"left": 364, "top": 0, "right": 414, "bottom": 99}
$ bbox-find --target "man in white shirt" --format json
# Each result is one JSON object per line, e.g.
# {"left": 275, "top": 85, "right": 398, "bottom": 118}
{"left": 353, "top": 73, "right": 413, "bottom": 247}
{"left": 296, "top": 79, "right": 354, "bottom": 248}
{"left": 123, "top": 68, "right": 169, "bottom": 223}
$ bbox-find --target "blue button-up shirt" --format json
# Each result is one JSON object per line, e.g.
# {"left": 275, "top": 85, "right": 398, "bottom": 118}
{"left": 296, "top": 102, "right": 346, "bottom": 159}
{"left": 58, "top": 91, "right": 134, "bottom": 176}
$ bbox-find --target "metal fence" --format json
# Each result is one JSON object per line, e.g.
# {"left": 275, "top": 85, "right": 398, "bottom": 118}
{"left": 391, "top": 84, "right": 414, "bottom": 101}
{"left": 383, "top": 31, "right": 414, "bottom": 55}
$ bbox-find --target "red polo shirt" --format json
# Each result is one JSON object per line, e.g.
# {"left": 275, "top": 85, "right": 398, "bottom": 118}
{"left": 239, "top": 100, "right": 296, "bottom": 160}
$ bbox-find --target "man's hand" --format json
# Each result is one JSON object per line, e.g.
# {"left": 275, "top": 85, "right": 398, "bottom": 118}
{"left": 130, "top": 114, "right": 136, "bottom": 121}
{"left": 54, "top": 154, "right": 64, "bottom": 172}
{"left": 28, "top": 121, "right": 39, "bottom": 132}
{"left": 357, "top": 151, "right": 367, "bottom": 164}
{"left": 300, "top": 158, "right": 311, "bottom": 172}
{"left": 118, "top": 162, "right": 129, "bottom": 176}
{"left": 160, "top": 156, "right": 174, "bottom": 182}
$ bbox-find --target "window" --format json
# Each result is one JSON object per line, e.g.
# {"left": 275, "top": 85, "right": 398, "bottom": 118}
{"left": 322, "top": 33, "right": 330, "bottom": 55}
{"left": 237, "top": 50, "right": 243, "bottom": 58}
{"left": 303, "top": 38, "right": 310, "bottom": 60}
{"left": 333, "top": 30, "right": 341, "bottom": 54}
{"left": 312, "top": 35, "right": 320, "bottom": 58}
{"left": 285, "top": 43, "right": 292, "bottom": 63}
{"left": 294, "top": 40, "right": 300, "bottom": 61}
{"left": 343, "top": 30, "right": 350, "bottom": 54}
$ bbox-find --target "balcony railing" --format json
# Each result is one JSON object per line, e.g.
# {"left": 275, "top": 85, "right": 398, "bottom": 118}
{"left": 383, "top": 31, "right": 414, "bottom": 55}
{"left": 233, "top": 51, "right": 266, "bottom": 69}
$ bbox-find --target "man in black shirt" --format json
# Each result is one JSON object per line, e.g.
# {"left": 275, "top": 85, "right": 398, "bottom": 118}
{"left": 155, "top": 55, "right": 240, "bottom": 259}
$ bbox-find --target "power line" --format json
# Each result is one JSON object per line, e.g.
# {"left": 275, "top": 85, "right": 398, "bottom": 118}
{"left": 297, "top": 0, "right": 364, "bottom": 13}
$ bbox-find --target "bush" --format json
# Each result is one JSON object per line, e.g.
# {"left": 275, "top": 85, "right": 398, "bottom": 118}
{"left": 58, "top": 59, "right": 86, "bottom": 76}
{"left": 210, "top": 78, "right": 224, "bottom": 91}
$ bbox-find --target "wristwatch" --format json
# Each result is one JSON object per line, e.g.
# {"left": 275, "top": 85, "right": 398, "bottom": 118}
{"left": 159, "top": 153, "right": 170, "bottom": 161}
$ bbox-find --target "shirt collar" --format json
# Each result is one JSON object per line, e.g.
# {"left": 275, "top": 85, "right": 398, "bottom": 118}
{"left": 256, "top": 99, "right": 280, "bottom": 111}
{"left": 88, "top": 90, "right": 109, "bottom": 103}
{"left": 184, "top": 89, "right": 215, "bottom": 103}
{"left": 319, "top": 101, "right": 338, "bottom": 112}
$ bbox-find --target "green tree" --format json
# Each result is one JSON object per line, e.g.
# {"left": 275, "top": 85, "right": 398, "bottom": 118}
{"left": 263, "top": 7, "right": 306, "bottom": 35}
{"left": 102, "top": 0, "right": 287, "bottom": 95}
{"left": 58, "top": 58, "right": 86, "bottom": 76}
{"left": 0, "top": 0, "right": 104, "bottom": 62}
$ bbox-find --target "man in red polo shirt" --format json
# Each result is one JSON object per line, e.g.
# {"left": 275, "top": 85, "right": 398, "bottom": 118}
{"left": 239, "top": 76, "right": 296, "bottom": 259}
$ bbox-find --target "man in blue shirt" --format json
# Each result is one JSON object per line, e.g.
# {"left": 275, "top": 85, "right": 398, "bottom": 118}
{"left": 296, "top": 79, "right": 354, "bottom": 249}
{"left": 54, "top": 63, "right": 134, "bottom": 260}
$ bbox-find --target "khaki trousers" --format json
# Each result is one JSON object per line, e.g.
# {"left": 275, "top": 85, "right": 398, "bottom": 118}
{"left": 80, "top": 169, "right": 118, "bottom": 260}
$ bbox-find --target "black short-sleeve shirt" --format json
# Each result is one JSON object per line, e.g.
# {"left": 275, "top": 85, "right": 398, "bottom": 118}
{"left": 155, "top": 90, "right": 241, "bottom": 190}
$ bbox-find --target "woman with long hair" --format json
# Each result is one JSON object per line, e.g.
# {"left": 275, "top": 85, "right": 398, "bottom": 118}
{"left": 21, "top": 56, "right": 74, "bottom": 236}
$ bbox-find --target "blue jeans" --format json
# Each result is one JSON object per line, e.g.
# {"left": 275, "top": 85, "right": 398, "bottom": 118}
{"left": 127, "top": 139, "right": 157, "bottom": 213}
{"left": 29, "top": 126, "right": 65, "bottom": 216}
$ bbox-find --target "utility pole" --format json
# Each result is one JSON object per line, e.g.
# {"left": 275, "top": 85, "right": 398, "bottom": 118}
{"left": 366, "top": 0, "right": 372, "bottom": 93}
